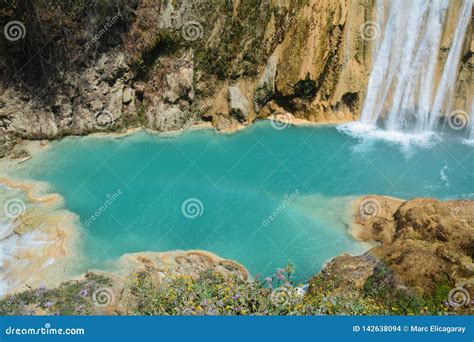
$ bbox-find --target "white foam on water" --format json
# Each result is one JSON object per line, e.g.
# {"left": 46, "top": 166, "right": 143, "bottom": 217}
{"left": 360, "top": 0, "right": 471, "bottom": 133}
{"left": 0, "top": 226, "right": 53, "bottom": 296}
{"left": 440, "top": 163, "right": 450, "bottom": 186}
{"left": 338, "top": 122, "right": 439, "bottom": 155}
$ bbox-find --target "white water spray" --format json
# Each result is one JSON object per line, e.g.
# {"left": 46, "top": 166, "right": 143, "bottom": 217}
{"left": 360, "top": 0, "right": 472, "bottom": 134}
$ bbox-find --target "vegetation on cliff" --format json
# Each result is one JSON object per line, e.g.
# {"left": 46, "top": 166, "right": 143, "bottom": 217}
{"left": 1, "top": 265, "right": 471, "bottom": 316}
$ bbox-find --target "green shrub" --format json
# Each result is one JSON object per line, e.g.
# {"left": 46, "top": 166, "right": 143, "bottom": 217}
{"left": 294, "top": 73, "right": 317, "bottom": 98}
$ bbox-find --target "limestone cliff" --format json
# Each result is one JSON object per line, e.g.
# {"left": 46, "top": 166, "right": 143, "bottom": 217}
{"left": 0, "top": 0, "right": 472, "bottom": 155}
{"left": 309, "top": 196, "right": 474, "bottom": 313}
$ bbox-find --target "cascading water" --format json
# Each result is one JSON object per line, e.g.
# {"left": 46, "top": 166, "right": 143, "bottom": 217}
{"left": 360, "top": 0, "right": 472, "bottom": 134}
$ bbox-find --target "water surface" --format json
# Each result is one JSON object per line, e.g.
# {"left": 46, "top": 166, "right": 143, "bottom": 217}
{"left": 17, "top": 122, "right": 474, "bottom": 282}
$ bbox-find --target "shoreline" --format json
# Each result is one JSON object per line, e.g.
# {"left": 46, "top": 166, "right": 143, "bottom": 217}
{"left": 2, "top": 117, "right": 347, "bottom": 155}
{"left": 0, "top": 162, "right": 370, "bottom": 296}
{"left": 0, "top": 119, "right": 470, "bottom": 297}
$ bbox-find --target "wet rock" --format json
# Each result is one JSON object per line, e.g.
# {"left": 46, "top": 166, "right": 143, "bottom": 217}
{"left": 311, "top": 196, "right": 474, "bottom": 299}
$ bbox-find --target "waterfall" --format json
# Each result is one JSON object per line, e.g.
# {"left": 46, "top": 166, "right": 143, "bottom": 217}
{"left": 360, "top": 0, "right": 472, "bottom": 134}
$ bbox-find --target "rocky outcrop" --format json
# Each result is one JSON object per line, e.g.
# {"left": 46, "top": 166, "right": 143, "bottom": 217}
{"left": 0, "top": 0, "right": 472, "bottom": 151}
{"left": 116, "top": 250, "right": 249, "bottom": 288}
{"left": 311, "top": 196, "right": 474, "bottom": 308}
{"left": 228, "top": 86, "right": 250, "bottom": 122}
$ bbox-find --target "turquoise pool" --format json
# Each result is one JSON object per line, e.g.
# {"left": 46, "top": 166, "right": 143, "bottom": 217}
{"left": 17, "top": 121, "right": 474, "bottom": 282}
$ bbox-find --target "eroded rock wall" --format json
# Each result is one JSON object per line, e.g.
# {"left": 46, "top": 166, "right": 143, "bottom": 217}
{"left": 0, "top": 0, "right": 472, "bottom": 154}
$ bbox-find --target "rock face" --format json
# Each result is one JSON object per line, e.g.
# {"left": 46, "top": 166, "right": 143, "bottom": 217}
{"left": 1, "top": 0, "right": 471, "bottom": 151}
{"left": 228, "top": 86, "right": 250, "bottom": 122}
{"left": 311, "top": 196, "right": 474, "bottom": 306}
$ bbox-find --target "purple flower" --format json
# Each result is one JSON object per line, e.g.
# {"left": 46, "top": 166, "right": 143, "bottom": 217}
{"left": 44, "top": 301, "right": 53, "bottom": 308}
{"left": 76, "top": 304, "right": 85, "bottom": 312}
{"left": 233, "top": 293, "right": 241, "bottom": 299}
{"left": 35, "top": 286, "right": 46, "bottom": 297}
{"left": 79, "top": 289, "right": 88, "bottom": 297}
{"left": 264, "top": 277, "right": 273, "bottom": 289}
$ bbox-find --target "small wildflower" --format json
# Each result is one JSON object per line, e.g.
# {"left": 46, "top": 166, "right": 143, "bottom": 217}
{"left": 35, "top": 286, "right": 46, "bottom": 297}
{"left": 79, "top": 289, "right": 88, "bottom": 297}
